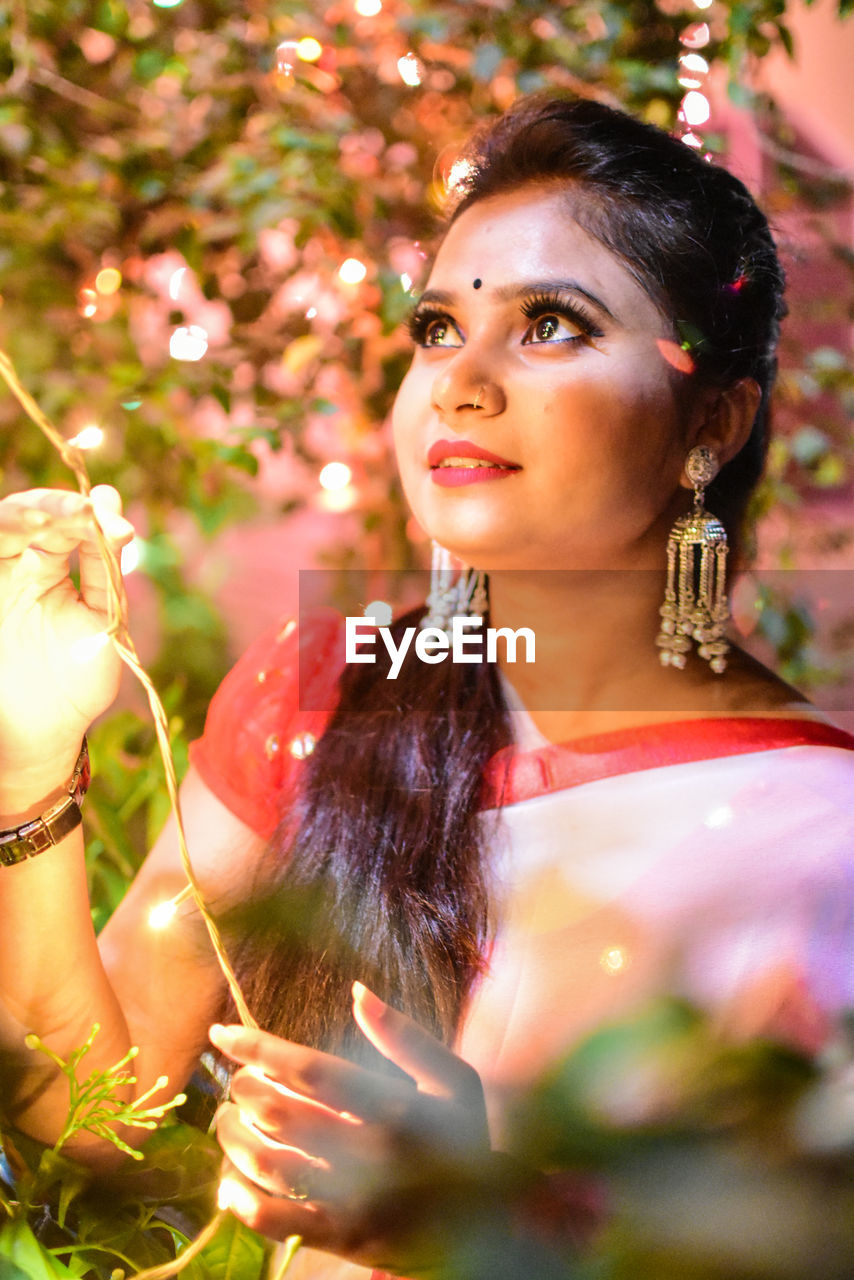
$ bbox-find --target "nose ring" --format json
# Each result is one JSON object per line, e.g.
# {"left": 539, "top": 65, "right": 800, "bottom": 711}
{"left": 472, "top": 385, "right": 485, "bottom": 410}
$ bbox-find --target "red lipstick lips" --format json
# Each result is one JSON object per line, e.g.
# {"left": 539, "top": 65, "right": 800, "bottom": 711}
{"left": 428, "top": 439, "right": 520, "bottom": 488}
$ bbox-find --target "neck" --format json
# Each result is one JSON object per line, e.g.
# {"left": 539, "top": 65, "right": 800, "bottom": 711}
{"left": 486, "top": 567, "right": 728, "bottom": 737}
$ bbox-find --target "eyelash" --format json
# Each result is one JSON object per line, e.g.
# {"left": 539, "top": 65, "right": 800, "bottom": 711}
{"left": 520, "top": 291, "right": 603, "bottom": 344}
{"left": 406, "top": 292, "right": 604, "bottom": 348}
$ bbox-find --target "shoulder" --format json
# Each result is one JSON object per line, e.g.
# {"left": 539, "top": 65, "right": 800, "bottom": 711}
{"left": 188, "top": 610, "right": 347, "bottom": 838}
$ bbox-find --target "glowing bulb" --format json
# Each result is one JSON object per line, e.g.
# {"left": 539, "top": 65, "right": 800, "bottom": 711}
{"left": 148, "top": 885, "right": 193, "bottom": 929}
{"left": 681, "top": 90, "right": 710, "bottom": 126}
{"left": 338, "top": 258, "right": 367, "bottom": 285}
{"left": 397, "top": 52, "right": 422, "bottom": 86}
{"left": 364, "top": 599, "right": 393, "bottom": 626}
{"left": 600, "top": 946, "right": 629, "bottom": 975}
{"left": 319, "top": 461, "right": 352, "bottom": 491}
{"left": 680, "top": 131, "right": 704, "bottom": 150}
{"left": 148, "top": 900, "right": 178, "bottom": 930}
{"left": 692, "top": 0, "right": 713, "bottom": 9}
{"left": 69, "top": 424, "right": 104, "bottom": 450}
{"left": 168, "top": 267, "right": 187, "bottom": 300}
{"left": 153, "top": 0, "right": 183, "bottom": 8}
{"left": 296, "top": 36, "right": 323, "bottom": 62}
{"left": 355, "top": 0, "right": 382, "bottom": 13}
{"left": 400, "top": 272, "right": 412, "bottom": 291}
{"left": 169, "top": 324, "right": 208, "bottom": 361}
{"left": 121, "top": 539, "right": 141, "bottom": 574}
{"left": 95, "top": 267, "right": 122, "bottom": 295}
{"left": 218, "top": 1177, "right": 257, "bottom": 1217}
{"left": 305, "top": 306, "right": 318, "bottom": 319}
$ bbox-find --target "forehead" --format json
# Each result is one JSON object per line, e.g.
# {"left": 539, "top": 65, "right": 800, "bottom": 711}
{"left": 431, "top": 185, "right": 666, "bottom": 325}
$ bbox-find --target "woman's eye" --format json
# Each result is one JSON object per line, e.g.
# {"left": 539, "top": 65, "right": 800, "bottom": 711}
{"left": 523, "top": 313, "right": 583, "bottom": 344}
{"left": 423, "top": 316, "right": 462, "bottom": 347}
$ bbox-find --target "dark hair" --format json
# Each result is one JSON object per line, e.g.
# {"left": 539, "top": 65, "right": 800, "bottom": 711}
{"left": 223, "top": 95, "right": 786, "bottom": 1054}
{"left": 448, "top": 94, "right": 787, "bottom": 549}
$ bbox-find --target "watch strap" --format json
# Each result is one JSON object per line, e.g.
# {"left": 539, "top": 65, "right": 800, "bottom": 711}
{"left": 0, "top": 738, "right": 90, "bottom": 868}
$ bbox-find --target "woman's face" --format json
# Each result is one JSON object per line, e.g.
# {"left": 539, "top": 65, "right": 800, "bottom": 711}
{"left": 392, "top": 184, "right": 699, "bottom": 572}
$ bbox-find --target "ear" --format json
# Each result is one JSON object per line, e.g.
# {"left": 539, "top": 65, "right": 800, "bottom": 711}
{"left": 681, "top": 378, "right": 762, "bottom": 487}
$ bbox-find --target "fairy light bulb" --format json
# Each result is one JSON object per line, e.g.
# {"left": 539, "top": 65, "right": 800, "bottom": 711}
{"left": 148, "top": 884, "right": 194, "bottom": 930}
{"left": 69, "top": 424, "right": 104, "bottom": 450}
{"left": 400, "top": 272, "right": 412, "bottom": 292}
{"left": 338, "top": 258, "right": 367, "bottom": 285}
{"left": 78, "top": 288, "right": 98, "bottom": 318}
{"left": 168, "top": 267, "right": 187, "bottom": 300}
{"left": 218, "top": 1177, "right": 257, "bottom": 1216}
{"left": 446, "top": 157, "right": 474, "bottom": 193}
{"left": 678, "top": 52, "right": 709, "bottom": 88}
{"left": 355, "top": 0, "right": 382, "bottom": 13}
{"left": 319, "top": 461, "right": 352, "bottom": 491}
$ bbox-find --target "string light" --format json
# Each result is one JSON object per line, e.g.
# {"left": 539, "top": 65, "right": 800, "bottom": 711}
{"left": 148, "top": 884, "right": 194, "bottom": 930}
{"left": 446, "top": 157, "right": 474, "bottom": 193}
{"left": 218, "top": 1177, "right": 257, "bottom": 1217}
{"left": 337, "top": 258, "right": 367, "bottom": 285}
{"left": 680, "top": 21, "right": 710, "bottom": 48}
{"left": 319, "top": 461, "right": 352, "bottom": 491}
{"left": 397, "top": 52, "right": 422, "bottom": 87}
{"left": 169, "top": 325, "right": 208, "bottom": 361}
{"left": 355, "top": 0, "right": 382, "bottom": 13}
{"left": 68, "top": 424, "right": 104, "bottom": 450}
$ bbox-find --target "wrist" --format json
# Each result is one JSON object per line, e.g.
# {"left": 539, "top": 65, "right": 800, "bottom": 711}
{"left": 0, "top": 745, "right": 87, "bottom": 823}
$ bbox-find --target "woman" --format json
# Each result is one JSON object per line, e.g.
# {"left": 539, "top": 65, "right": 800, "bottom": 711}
{"left": 1, "top": 95, "right": 852, "bottom": 1278}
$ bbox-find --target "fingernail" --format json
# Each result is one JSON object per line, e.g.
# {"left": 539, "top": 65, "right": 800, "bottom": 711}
{"left": 209, "top": 1023, "right": 233, "bottom": 1047}
{"left": 352, "top": 981, "right": 387, "bottom": 1019}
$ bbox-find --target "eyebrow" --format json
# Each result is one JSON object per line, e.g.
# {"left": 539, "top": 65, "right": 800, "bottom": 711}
{"left": 417, "top": 278, "right": 618, "bottom": 323}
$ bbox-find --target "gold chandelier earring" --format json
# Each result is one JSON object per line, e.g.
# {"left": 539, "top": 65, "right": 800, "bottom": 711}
{"left": 655, "top": 445, "right": 730, "bottom": 674}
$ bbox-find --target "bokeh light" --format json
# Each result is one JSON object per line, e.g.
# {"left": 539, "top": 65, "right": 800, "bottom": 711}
{"left": 397, "top": 52, "right": 422, "bottom": 86}
{"left": 355, "top": 0, "right": 382, "bottom": 13}
{"left": 681, "top": 90, "right": 711, "bottom": 126}
{"left": 338, "top": 257, "right": 367, "bottom": 284}
{"left": 169, "top": 325, "right": 209, "bottom": 361}
{"left": 319, "top": 461, "right": 352, "bottom": 491}
{"left": 95, "top": 267, "right": 122, "bottom": 295}
{"left": 297, "top": 37, "right": 323, "bottom": 62}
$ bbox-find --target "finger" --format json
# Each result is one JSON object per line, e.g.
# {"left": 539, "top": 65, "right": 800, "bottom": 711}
{"left": 217, "top": 1157, "right": 320, "bottom": 1243}
{"left": 210, "top": 1024, "right": 413, "bottom": 1123}
{"left": 78, "top": 487, "right": 134, "bottom": 611}
{"left": 216, "top": 1101, "right": 328, "bottom": 1199}
{"left": 352, "top": 983, "right": 484, "bottom": 1109}
{"left": 228, "top": 1067, "right": 375, "bottom": 1170}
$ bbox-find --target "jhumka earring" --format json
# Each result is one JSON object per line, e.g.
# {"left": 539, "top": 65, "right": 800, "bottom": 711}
{"left": 421, "top": 540, "right": 488, "bottom": 638}
{"left": 655, "top": 445, "right": 729, "bottom": 674}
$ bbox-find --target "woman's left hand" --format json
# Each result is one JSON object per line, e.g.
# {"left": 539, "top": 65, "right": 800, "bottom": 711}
{"left": 211, "top": 982, "right": 491, "bottom": 1272}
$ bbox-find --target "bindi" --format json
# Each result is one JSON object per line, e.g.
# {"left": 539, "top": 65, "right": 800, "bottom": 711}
{"left": 472, "top": 278, "right": 482, "bottom": 289}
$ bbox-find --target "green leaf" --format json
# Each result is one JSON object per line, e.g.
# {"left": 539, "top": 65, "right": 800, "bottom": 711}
{"left": 0, "top": 1220, "right": 77, "bottom": 1280}
{"left": 196, "top": 1214, "right": 270, "bottom": 1280}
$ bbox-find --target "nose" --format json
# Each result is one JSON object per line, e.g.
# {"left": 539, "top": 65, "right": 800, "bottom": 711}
{"left": 430, "top": 359, "right": 505, "bottom": 421}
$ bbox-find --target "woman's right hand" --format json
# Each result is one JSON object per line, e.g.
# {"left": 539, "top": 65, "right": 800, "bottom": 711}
{"left": 0, "top": 485, "right": 134, "bottom": 799}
